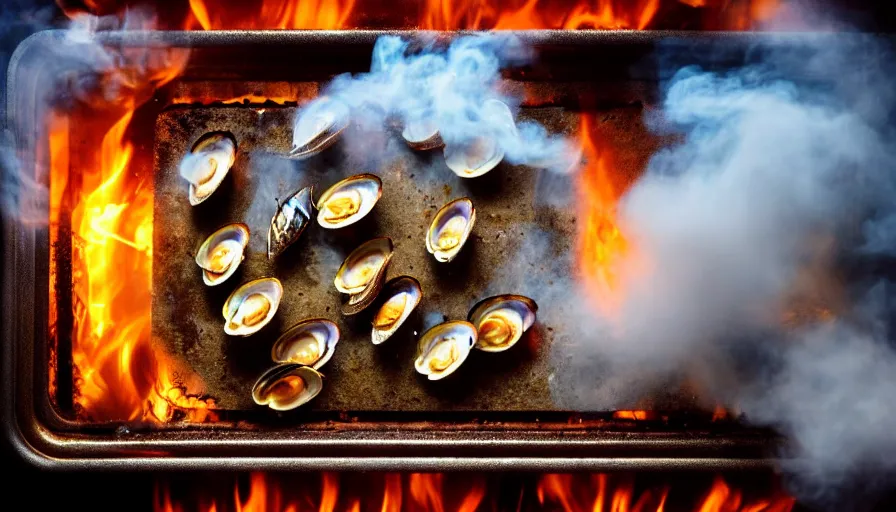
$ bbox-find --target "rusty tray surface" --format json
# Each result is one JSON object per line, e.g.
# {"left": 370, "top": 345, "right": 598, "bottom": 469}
{"left": 155, "top": 105, "right": 591, "bottom": 412}
{"left": 2, "top": 29, "right": 814, "bottom": 470}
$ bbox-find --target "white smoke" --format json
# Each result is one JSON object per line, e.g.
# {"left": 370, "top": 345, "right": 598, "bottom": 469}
{"left": 1, "top": 8, "right": 186, "bottom": 224}
{"left": 547, "top": 35, "right": 896, "bottom": 507}
{"left": 294, "top": 34, "right": 576, "bottom": 174}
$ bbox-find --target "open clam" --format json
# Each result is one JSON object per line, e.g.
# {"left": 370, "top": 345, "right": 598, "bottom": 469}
{"left": 222, "top": 277, "right": 283, "bottom": 336}
{"left": 426, "top": 197, "right": 475, "bottom": 263}
{"left": 271, "top": 318, "right": 340, "bottom": 370}
{"left": 288, "top": 96, "right": 350, "bottom": 160}
{"left": 402, "top": 119, "right": 443, "bottom": 151}
{"left": 372, "top": 276, "right": 422, "bottom": 345}
{"left": 179, "top": 131, "right": 236, "bottom": 205}
{"left": 444, "top": 137, "right": 504, "bottom": 178}
{"left": 268, "top": 186, "right": 314, "bottom": 259}
{"left": 443, "top": 99, "right": 514, "bottom": 178}
{"left": 315, "top": 174, "right": 383, "bottom": 229}
{"left": 414, "top": 320, "right": 477, "bottom": 381}
{"left": 334, "top": 237, "right": 393, "bottom": 315}
{"left": 251, "top": 364, "right": 323, "bottom": 411}
{"left": 468, "top": 294, "right": 538, "bottom": 352}
{"left": 195, "top": 223, "right": 249, "bottom": 286}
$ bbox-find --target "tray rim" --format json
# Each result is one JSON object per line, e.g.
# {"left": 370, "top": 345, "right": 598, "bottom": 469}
{"left": 2, "top": 28, "right": 794, "bottom": 470}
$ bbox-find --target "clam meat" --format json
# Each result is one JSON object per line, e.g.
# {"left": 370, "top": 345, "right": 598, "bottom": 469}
{"left": 334, "top": 237, "right": 393, "bottom": 315}
{"left": 195, "top": 223, "right": 249, "bottom": 286}
{"left": 251, "top": 363, "right": 324, "bottom": 411}
{"left": 222, "top": 277, "right": 283, "bottom": 336}
{"left": 271, "top": 318, "right": 340, "bottom": 370}
{"left": 315, "top": 174, "right": 383, "bottom": 229}
{"left": 402, "top": 119, "right": 443, "bottom": 151}
{"left": 371, "top": 276, "right": 422, "bottom": 345}
{"left": 179, "top": 131, "right": 236, "bottom": 206}
{"left": 268, "top": 186, "right": 314, "bottom": 259}
{"left": 289, "top": 96, "right": 350, "bottom": 160}
{"left": 415, "top": 320, "right": 477, "bottom": 381}
{"left": 468, "top": 294, "right": 538, "bottom": 352}
{"left": 426, "top": 197, "right": 475, "bottom": 263}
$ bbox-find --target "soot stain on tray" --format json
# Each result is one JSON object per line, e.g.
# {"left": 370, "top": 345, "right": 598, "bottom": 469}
{"left": 153, "top": 105, "right": 581, "bottom": 411}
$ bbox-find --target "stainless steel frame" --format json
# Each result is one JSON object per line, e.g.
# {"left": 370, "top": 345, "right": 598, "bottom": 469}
{"left": 3, "top": 30, "right": 802, "bottom": 470}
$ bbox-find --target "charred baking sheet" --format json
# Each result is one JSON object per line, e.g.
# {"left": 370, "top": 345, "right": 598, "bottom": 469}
{"left": 152, "top": 103, "right": 678, "bottom": 412}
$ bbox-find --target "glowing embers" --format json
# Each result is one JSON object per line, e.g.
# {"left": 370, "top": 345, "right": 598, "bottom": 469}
{"left": 414, "top": 320, "right": 477, "bottom": 380}
{"left": 178, "top": 131, "right": 237, "bottom": 206}
{"left": 222, "top": 277, "right": 283, "bottom": 336}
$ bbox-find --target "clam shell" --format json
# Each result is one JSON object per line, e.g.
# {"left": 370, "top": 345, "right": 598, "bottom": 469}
{"left": 271, "top": 318, "right": 340, "bottom": 370}
{"left": 426, "top": 198, "right": 475, "bottom": 263}
{"left": 289, "top": 96, "right": 350, "bottom": 160}
{"left": 195, "top": 223, "right": 249, "bottom": 286}
{"left": 414, "top": 320, "right": 477, "bottom": 381}
{"left": 251, "top": 364, "right": 323, "bottom": 411}
{"left": 222, "top": 277, "right": 283, "bottom": 336}
{"left": 443, "top": 100, "right": 514, "bottom": 178}
{"left": 468, "top": 294, "right": 538, "bottom": 352}
{"left": 334, "top": 237, "right": 394, "bottom": 316}
{"left": 179, "top": 131, "right": 237, "bottom": 206}
{"left": 315, "top": 174, "right": 383, "bottom": 229}
{"left": 402, "top": 119, "right": 443, "bottom": 151}
{"left": 371, "top": 276, "right": 423, "bottom": 345}
{"left": 444, "top": 137, "right": 504, "bottom": 178}
{"left": 268, "top": 186, "right": 314, "bottom": 259}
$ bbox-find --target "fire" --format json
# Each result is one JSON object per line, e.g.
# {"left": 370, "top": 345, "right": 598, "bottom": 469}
{"left": 47, "top": 33, "right": 215, "bottom": 421}
{"left": 154, "top": 473, "right": 795, "bottom": 512}
{"left": 50, "top": 0, "right": 782, "bottom": 423}
{"left": 698, "top": 477, "right": 796, "bottom": 512}
{"left": 575, "top": 114, "right": 645, "bottom": 316}
{"left": 57, "top": 106, "right": 216, "bottom": 422}
{"left": 185, "top": 0, "right": 356, "bottom": 30}
{"left": 179, "top": 0, "right": 781, "bottom": 31}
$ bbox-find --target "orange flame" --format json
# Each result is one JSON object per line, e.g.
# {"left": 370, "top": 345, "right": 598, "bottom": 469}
{"left": 155, "top": 473, "right": 495, "bottom": 512}
{"left": 186, "top": 0, "right": 356, "bottom": 30}
{"left": 48, "top": 35, "right": 214, "bottom": 421}
{"left": 575, "top": 114, "right": 646, "bottom": 317}
{"left": 155, "top": 472, "right": 794, "bottom": 512}
{"left": 537, "top": 474, "right": 793, "bottom": 512}
{"left": 179, "top": 0, "right": 782, "bottom": 31}
{"left": 53, "top": 0, "right": 782, "bottom": 424}
{"left": 421, "top": 0, "right": 663, "bottom": 30}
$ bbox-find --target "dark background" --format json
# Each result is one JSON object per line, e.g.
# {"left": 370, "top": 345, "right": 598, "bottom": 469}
{"left": 3, "top": 1, "right": 896, "bottom": 510}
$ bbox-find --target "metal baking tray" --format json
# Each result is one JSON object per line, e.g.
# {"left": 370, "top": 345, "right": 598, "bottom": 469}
{"left": 3, "top": 29, "right": 821, "bottom": 470}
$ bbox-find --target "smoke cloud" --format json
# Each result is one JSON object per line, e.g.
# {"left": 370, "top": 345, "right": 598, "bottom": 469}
{"left": 293, "top": 34, "right": 575, "bottom": 174}
{"left": 1, "top": 7, "right": 186, "bottom": 224}
{"left": 545, "top": 34, "right": 896, "bottom": 506}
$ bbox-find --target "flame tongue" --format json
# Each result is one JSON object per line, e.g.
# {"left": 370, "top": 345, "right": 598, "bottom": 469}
{"left": 154, "top": 472, "right": 795, "bottom": 511}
